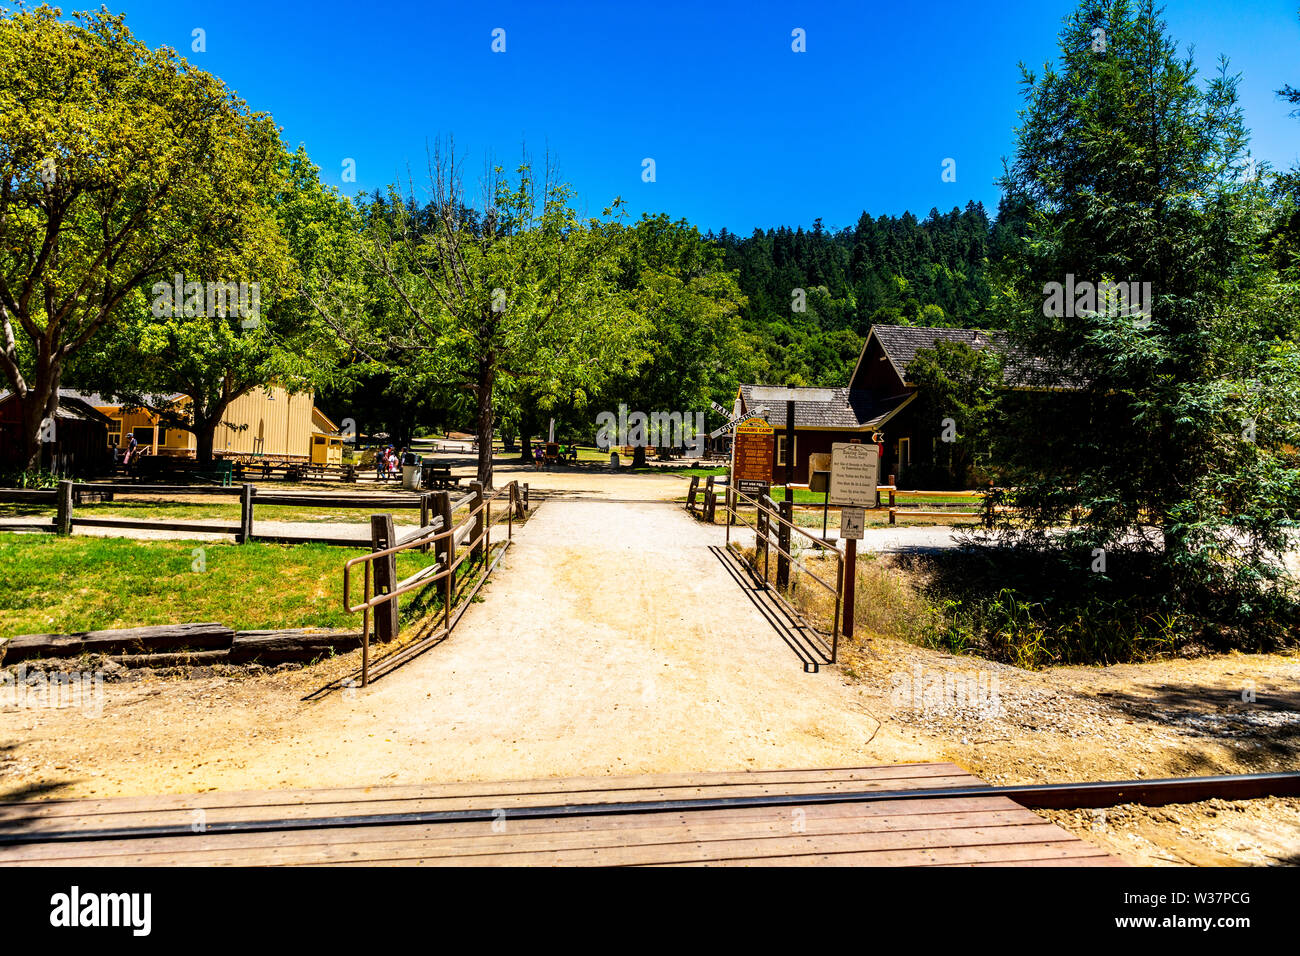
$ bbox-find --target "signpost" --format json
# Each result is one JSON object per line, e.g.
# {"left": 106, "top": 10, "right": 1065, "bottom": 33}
{"left": 828, "top": 441, "right": 880, "bottom": 640}
{"left": 731, "top": 416, "right": 774, "bottom": 498}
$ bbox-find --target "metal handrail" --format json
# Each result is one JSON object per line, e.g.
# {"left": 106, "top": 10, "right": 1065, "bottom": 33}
{"left": 722, "top": 483, "right": 844, "bottom": 661}
{"left": 342, "top": 481, "right": 520, "bottom": 684}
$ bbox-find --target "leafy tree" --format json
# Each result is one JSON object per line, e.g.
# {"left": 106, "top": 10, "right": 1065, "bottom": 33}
{"left": 72, "top": 148, "right": 349, "bottom": 462}
{"left": 992, "top": 0, "right": 1300, "bottom": 625}
{"left": 905, "top": 340, "right": 1003, "bottom": 487}
{"left": 0, "top": 6, "right": 288, "bottom": 470}
{"left": 312, "top": 144, "right": 636, "bottom": 487}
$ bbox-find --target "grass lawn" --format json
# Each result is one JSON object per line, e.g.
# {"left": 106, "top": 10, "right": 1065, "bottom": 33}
{"left": 0, "top": 534, "right": 435, "bottom": 638}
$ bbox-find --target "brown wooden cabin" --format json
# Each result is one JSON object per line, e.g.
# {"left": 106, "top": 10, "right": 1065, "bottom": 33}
{"left": 736, "top": 324, "right": 1071, "bottom": 489}
{"left": 0, "top": 389, "right": 113, "bottom": 477}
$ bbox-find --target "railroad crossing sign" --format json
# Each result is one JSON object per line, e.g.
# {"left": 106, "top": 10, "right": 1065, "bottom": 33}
{"left": 732, "top": 416, "right": 774, "bottom": 496}
{"left": 711, "top": 405, "right": 768, "bottom": 439}
{"left": 829, "top": 442, "right": 879, "bottom": 507}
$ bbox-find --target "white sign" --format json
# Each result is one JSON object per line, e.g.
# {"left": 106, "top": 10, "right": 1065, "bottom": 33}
{"left": 710, "top": 405, "right": 768, "bottom": 439}
{"left": 748, "top": 386, "right": 837, "bottom": 404}
{"left": 840, "top": 506, "right": 866, "bottom": 539}
{"left": 829, "top": 442, "right": 879, "bottom": 507}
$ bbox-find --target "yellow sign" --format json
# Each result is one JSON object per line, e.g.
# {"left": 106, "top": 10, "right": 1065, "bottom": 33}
{"left": 734, "top": 416, "right": 775, "bottom": 436}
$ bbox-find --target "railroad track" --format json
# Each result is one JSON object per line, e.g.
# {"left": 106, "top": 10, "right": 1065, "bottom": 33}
{"left": 3, "top": 771, "right": 1296, "bottom": 848}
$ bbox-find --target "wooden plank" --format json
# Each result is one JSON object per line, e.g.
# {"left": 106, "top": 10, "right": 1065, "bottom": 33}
{"left": 0, "top": 488, "right": 57, "bottom": 503}
{"left": 0, "top": 763, "right": 977, "bottom": 821}
{"left": 0, "top": 808, "right": 1055, "bottom": 867}
{"left": 0, "top": 775, "right": 987, "bottom": 836}
{"left": 0, "top": 798, "right": 1029, "bottom": 864}
{"left": 71, "top": 516, "right": 242, "bottom": 534}
{"left": 664, "top": 841, "right": 1117, "bottom": 867}
{"left": 4, "top": 623, "right": 234, "bottom": 663}
{"left": 0, "top": 763, "right": 980, "bottom": 824}
{"left": 228, "top": 630, "right": 364, "bottom": 665}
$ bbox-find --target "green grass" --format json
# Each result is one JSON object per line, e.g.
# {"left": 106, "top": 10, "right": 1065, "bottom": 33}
{"left": 0, "top": 534, "right": 435, "bottom": 638}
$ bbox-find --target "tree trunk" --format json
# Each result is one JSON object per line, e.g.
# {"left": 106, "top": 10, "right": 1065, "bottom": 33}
{"left": 632, "top": 444, "right": 648, "bottom": 468}
{"left": 19, "top": 366, "right": 60, "bottom": 474}
{"left": 475, "top": 357, "right": 495, "bottom": 488}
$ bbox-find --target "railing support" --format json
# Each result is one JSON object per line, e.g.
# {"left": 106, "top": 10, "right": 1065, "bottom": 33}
{"left": 776, "top": 494, "right": 792, "bottom": 589}
{"left": 469, "top": 480, "right": 485, "bottom": 564}
{"left": 370, "top": 513, "right": 399, "bottom": 643}
{"left": 238, "top": 483, "right": 254, "bottom": 543}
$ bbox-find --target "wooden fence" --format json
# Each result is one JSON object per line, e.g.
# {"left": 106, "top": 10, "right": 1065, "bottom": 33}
{"left": 0, "top": 480, "right": 532, "bottom": 547}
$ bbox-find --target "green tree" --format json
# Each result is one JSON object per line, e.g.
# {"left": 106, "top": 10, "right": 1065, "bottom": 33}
{"left": 313, "top": 144, "right": 635, "bottom": 487}
{"left": 905, "top": 340, "right": 1003, "bottom": 487}
{"left": 994, "top": 0, "right": 1300, "bottom": 622}
{"left": 0, "top": 6, "right": 288, "bottom": 471}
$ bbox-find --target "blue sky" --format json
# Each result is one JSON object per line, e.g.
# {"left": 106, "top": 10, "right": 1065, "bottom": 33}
{"left": 107, "top": 1, "right": 1299, "bottom": 233}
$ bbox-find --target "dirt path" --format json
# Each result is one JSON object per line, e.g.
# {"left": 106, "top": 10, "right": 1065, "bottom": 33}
{"left": 0, "top": 499, "right": 934, "bottom": 801}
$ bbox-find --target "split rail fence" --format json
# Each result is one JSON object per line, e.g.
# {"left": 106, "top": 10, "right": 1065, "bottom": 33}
{"left": 342, "top": 480, "right": 525, "bottom": 684}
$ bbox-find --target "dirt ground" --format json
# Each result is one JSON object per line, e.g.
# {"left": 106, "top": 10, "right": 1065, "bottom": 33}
{"left": 2, "top": 466, "right": 1297, "bottom": 866}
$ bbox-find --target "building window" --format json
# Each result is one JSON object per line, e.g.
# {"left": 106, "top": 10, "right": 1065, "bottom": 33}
{"left": 107, "top": 419, "right": 122, "bottom": 447}
{"left": 132, "top": 426, "right": 155, "bottom": 448}
{"left": 776, "top": 434, "right": 796, "bottom": 467}
{"left": 897, "top": 437, "right": 911, "bottom": 465}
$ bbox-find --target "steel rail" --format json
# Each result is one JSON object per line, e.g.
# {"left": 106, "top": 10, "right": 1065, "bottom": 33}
{"left": 4, "top": 772, "right": 1297, "bottom": 847}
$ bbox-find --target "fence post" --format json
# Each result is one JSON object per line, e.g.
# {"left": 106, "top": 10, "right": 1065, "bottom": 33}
{"left": 512, "top": 481, "right": 525, "bottom": 520}
{"left": 370, "top": 513, "right": 399, "bottom": 643}
{"left": 704, "top": 475, "right": 715, "bottom": 522}
{"left": 55, "top": 480, "right": 73, "bottom": 536}
{"left": 434, "top": 489, "right": 453, "bottom": 569}
{"left": 469, "top": 480, "right": 485, "bottom": 564}
{"left": 887, "top": 475, "right": 896, "bottom": 526}
{"left": 522, "top": 482, "right": 529, "bottom": 512}
{"left": 776, "top": 496, "right": 792, "bottom": 590}
{"left": 420, "top": 493, "right": 431, "bottom": 553}
{"left": 238, "top": 483, "right": 254, "bottom": 543}
{"left": 687, "top": 475, "right": 699, "bottom": 513}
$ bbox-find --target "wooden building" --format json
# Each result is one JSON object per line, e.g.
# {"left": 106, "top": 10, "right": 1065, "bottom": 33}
{"left": 0, "top": 390, "right": 113, "bottom": 476}
{"left": 736, "top": 324, "right": 1066, "bottom": 489}
{"left": 89, "top": 386, "right": 348, "bottom": 465}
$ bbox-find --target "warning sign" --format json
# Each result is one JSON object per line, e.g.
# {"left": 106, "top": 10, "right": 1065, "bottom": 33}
{"left": 732, "top": 416, "right": 774, "bottom": 496}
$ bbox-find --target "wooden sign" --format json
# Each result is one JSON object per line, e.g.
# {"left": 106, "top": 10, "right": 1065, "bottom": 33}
{"left": 829, "top": 442, "right": 879, "bottom": 507}
{"left": 732, "top": 416, "right": 774, "bottom": 495}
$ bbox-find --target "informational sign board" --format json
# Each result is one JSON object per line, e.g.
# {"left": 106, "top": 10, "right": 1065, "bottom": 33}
{"left": 829, "top": 442, "right": 879, "bottom": 507}
{"left": 732, "top": 416, "right": 775, "bottom": 496}
{"left": 840, "top": 506, "right": 866, "bottom": 539}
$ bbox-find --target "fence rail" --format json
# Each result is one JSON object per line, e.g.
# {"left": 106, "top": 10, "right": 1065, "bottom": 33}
{"left": 342, "top": 480, "right": 526, "bottom": 685}
{"left": 721, "top": 484, "right": 844, "bottom": 662}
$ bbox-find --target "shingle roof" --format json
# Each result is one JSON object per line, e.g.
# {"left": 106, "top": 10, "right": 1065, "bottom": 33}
{"left": 870, "top": 325, "right": 1076, "bottom": 389}
{"left": 737, "top": 385, "right": 913, "bottom": 430}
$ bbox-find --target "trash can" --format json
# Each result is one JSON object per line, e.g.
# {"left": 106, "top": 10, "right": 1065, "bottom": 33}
{"left": 401, "top": 452, "right": 422, "bottom": 491}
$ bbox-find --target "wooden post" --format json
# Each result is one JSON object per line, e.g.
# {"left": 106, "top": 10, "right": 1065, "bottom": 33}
{"left": 512, "top": 481, "right": 525, "bottom": 520}
{"left": 522, "top": 482, "right": 530, "bottom": 512}
{"left": 370, "top": 514, "right": 399, "bottom": 643}
{"left": 776, "top": 492, "right": 792, "bottom": 589}
{"left": 55, "top": 480, "right": 73, "bottom": 536}
{"left": 469, "top": 480, "right": 485, "bottom": 564}
{"left": 420, "top": 493, "right": 431, "bottom": 553}
{"left": 238, "top": 483, "right": 254, "bottom": 543}
{"left": 887, "top": 475, "right": 896, "bottom": 526}
{"left": 687, "top": 475, "right": 699, "bottom": 513}
{"left": 703, "top": 475, "right": 715, "bottom": 522}
{"left": 843, "top": 538, "right": 857, "bottom": 639}
{"left": 756, "top": 496, "right": 768, "bottom": 564}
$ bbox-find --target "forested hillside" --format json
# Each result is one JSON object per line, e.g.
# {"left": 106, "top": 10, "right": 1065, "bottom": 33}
{"left": 708, "top": 201, "right": 1010, "bottom": 386}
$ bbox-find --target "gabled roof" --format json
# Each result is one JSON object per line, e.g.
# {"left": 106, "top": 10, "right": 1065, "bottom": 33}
{"left": 737, "top": 385, "right": 915, "bottom": 431}
{"left": 854, "top": 324, "right": 1078, "bottom": 390}
{"left": 0, "top": 389, "right": 114, "bottom": 426}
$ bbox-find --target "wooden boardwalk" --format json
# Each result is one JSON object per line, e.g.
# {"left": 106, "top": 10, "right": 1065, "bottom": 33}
{"left": 0, "top": 763, "right": 1122, "bottom": 866}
